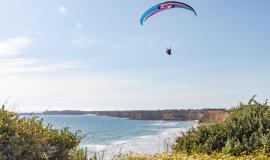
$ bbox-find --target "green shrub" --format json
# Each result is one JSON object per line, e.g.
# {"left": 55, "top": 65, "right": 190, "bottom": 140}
{"left": 174, "top": 96, "right": 270, "bottom": 155}
{"left": 0, "top": 109, "right": 87, "bottom": 160}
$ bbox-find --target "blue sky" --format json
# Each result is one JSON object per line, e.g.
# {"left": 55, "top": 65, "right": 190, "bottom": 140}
{"left": 0, "top": 0, "right": 269, "bottom": 111}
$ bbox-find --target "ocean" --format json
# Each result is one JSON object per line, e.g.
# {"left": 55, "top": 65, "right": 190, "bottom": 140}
{"left": 28, "top": 114, "right": 196, "bottom": 158}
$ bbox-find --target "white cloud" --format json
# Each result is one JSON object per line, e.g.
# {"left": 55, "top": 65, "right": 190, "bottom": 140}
{"left": 0, "top": 36, "right": 32, "bottom": 57}
{"left": 75, "top": 22, "right": 84, "bottom": 30}
{"left": 0, "top": 58, "right": 39, "bottom": 66}
{"left": 58, "top": 5, "right": 68, "bottom": 15}
{"left": 23, "top": 62, "right": 82, "bottom": 72}
{"left": 0, "top": 36, "right": 82, "bottom": 75}
{"left": 0, "top": 58, "right": 82, "bottom": 75}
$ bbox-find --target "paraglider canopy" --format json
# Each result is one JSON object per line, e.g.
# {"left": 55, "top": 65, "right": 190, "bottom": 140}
{"left": 140, "top": 1, "right": 197, "bottom": 25}
{"left": 140, "top": 1, "right": 197, "bottom": 55}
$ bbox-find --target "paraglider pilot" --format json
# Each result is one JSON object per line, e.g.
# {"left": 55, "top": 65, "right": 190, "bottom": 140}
{"left": 166, "top": 48, "right": 172, "bottom": 55}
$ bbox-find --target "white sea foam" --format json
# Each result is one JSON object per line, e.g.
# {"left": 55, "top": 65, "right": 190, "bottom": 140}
{"left": 138, "top": 135, "right": 152, "bottom": 139}
{"left": 83, "top": 122, "right": 196, "bottom": 160}
{"left": 111, "top": 140, "right": 130, "bottom": 145}
{"left": 150, "top": 121, "right": 178, "bottom": 127}
{"left": 160, "top": 128, "right": 187, "bottom": 136}
{"left": 81, "top": 144, "right": 108, "bottom": 152}
{"left": 99, "top": 125, "right": 192, "bottom": 159}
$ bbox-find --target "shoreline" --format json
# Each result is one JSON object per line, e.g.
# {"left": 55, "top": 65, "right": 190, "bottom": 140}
{"left": 82, "top": 120, "right": 197, "bottom": 159}
{"left": 23, "top": 114, "right": 197, "bottom": 159}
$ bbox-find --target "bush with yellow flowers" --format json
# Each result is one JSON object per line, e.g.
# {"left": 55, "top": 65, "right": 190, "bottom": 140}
{"left": 112, "top": 150, "right": 270, "bottom": 160}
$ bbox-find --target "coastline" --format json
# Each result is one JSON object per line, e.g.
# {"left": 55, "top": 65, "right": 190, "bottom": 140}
{"left": 82, "top": 120, "right": 197, "bottom": 159}
{"left": 22, "top": 109, "right": 228, "bottom": 123}
{"left": 22, "top": 114, "right": 198, "bottom": 159}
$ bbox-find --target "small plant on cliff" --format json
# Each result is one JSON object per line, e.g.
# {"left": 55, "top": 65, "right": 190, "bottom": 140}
{"left": 174, "top": 96, "right": 270, "bottom": 155}
{"left": 0, "top": 108, "right": 87, "bottom": 160}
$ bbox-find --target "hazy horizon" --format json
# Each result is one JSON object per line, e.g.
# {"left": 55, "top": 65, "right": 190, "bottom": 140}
{"left": 0, "top": 0, "right": 269, "bottom": 112}
{"left": 18, "top": 106, "right": 229, "bottom": 113}
{"left": 5, "top": 96, "right": 265, "bottom": 113}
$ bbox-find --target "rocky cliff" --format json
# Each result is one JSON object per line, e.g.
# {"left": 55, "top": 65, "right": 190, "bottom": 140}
{"left": 41, "top": 109, "right": 228, "bottom": 122}
{"left": 90, "top": 109, "right": 228, "bottom": 122}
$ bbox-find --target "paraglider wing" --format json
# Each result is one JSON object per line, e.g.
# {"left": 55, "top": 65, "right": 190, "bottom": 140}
{"left": 140, "top": 1, "right": 196, "bottom": 25}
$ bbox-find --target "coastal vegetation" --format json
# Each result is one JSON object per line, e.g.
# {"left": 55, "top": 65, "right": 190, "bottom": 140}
{"left": 115, "top": 96, "right": 270, "bottom": 159}
{"left": 1, "top": 96, "right": 270, "bottom": 160}
{"left": 112, "top": 151, "right": 270, "bottom": 160}
{"left": 0, "top": 108, "right": 87, "bottom": 160}
{"left": 174, "top": 96, "right": 270, "bottom": 155}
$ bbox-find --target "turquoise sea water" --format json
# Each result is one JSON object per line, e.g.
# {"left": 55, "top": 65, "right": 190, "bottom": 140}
{"left": 28, "top": 114, "right": 196, "bottom": 157}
